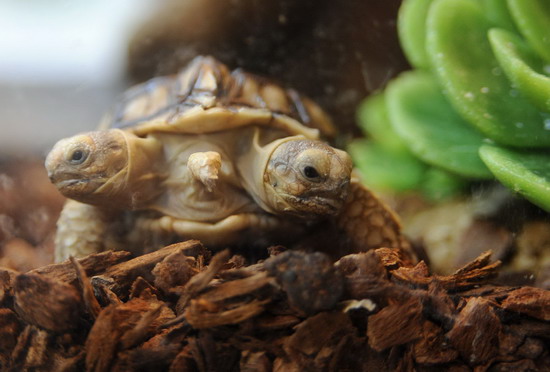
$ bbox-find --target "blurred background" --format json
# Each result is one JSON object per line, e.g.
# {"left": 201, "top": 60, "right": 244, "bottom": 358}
{"left": 0, "top": 0, "right": 406, "bottom": 155}
{"left": 0, "top": 0, "right": 160, "bottom": 155}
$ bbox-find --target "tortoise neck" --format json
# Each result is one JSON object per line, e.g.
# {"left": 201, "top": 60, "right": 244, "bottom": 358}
{"left": 99, "top": 130, "right": 165, "bottom": 210}
{"left": 236, "top": 128, "right": 303, "bottom": 214}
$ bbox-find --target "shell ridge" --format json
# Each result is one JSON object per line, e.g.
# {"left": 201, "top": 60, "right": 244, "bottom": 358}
{"left": 287, "top": 89, "right": 311, "bottom": 126}
{"left": 107, "top": 56, "right": 333, "bottom": 138}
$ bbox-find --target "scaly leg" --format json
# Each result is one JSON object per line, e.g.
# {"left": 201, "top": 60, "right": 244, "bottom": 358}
{"left": 336, "top": 177, "right": 417, "bottom": 263}
{"left": 54, "top": 200, "right": 116, "bottom": 262}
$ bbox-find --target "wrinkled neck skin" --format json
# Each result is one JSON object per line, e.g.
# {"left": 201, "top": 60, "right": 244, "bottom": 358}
{"left": 96, "top": 131, "right": 165, "bottom": 210}
{"left": 237, "top": 129, "right": 303, "bottom": 214}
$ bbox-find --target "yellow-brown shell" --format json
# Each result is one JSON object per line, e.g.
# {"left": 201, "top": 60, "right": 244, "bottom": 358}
{"left": 100, "top": 56, "right": 336, "bottom": 140}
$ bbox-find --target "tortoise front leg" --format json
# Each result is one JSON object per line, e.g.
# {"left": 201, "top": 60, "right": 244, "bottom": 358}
{"left": 336, "top": 178, "right": 417, "bottom": 263}
{"left": 187, "top": 151, "right": 222, "bottom": 192}
{"left": 54, "top": 200, "right": 116, "bottom": 262}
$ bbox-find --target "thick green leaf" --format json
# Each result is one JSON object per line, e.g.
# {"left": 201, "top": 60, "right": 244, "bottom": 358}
{"left": 398, "top": 0, "right": 434, "bottom": 69}
{"left": 348, "top": 140, "right": 426, "bottom": 192}
{"left": 480, "top": 144, "right": 550, "bottom": 211}
{"left": 508, "top": 0, "right": 550, "bottom": 63}
{"left": 356, "top": 93, "right": 409, "bottom": 153}
{"left": 386, "top": 70, "right": 492, "bottom": 178}
{"left": 490, "top": 28, "right": 550, "bottom": 112}
{"left": 426, "top": 0, "right": 550, "bottom": 147}
{"left": 482, "top": 0, "right": 519, "bottom": 32}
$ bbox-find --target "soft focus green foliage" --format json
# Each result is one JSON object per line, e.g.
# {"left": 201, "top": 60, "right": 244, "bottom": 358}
{"left": 385, "top": 71, "right": 491, "bottom": 178}
{"left": 397, "top": 0, "right": 433, "bottom": 69}
{"left": 490, "top": 28, "right": 550, "bottom": 112}
{"left": 350, "top": 0, "right": 550, "bottom": 209}
{"left": 507, "top": 0, "right": 550, "bottom": 63}
{"left": 427, "top": 0, "right": 550, "bottom": 147}
{"left": 348, "top": 140, "right": 426, "bottom": 193}
{"left": 480, "top": 145, "right": 550, "bottom": 210}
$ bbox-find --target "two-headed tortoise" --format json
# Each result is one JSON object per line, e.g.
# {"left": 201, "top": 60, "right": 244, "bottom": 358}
{"left": 46, "top": 56, "right": 410, "bottom": 262}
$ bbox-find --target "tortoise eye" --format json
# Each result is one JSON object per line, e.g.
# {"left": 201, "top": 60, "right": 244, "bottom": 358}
{"left": 303, "top": 166, "right": 320, "bottom": 179}
{"left": 69, "top": 149, "right": 88, "bottom": 165}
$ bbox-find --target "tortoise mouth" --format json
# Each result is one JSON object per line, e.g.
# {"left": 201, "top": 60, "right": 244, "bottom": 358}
{"left": 56, "top": 178, "right": 90, "bottom": 188}
{"left": 50, "top": 173, "right": 107, "bottom": 199}
{"left": 283, "top": 193, "right": 344, "bottom": 216}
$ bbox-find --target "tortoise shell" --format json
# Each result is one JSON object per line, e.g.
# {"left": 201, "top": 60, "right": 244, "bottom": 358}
{"left": 99, "top": 56, "right": 336, "bottom": 140}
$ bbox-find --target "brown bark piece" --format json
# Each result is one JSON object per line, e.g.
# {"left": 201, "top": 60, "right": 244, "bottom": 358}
{"left": 85, "top": 296, "right": 174, "bottom": 371}
{"left": 335, "top": 250, "right": 388, "bottom": 299}
{"left": 367, "top": 297, "right": 423, "bottom": 351}
{"left": 194, "top": 331, "right": 240, "bottom": 372}
{"left": 391, "top": 260, "right": 430, "bottom": 283}
{"left": 413, "top": 320, "right": 458, "bottom": 365}
{"left": 84, "top": 304, "right": 126, "bottom": 372}
{"left": 489, "top": 359, "right": 539, "bottom": 371}
{"left": 0, "top": 268, "right": 17, "bottom": 305}
{"left": 119, "top": 303, "right": 165, "bottom": 349}
{"left": 129, "top": 276, "right": 163, "bottom": 300}
{"left": 449, "top": 264, "right": 504, "bottom": 290}
{"left": 13, "top": 273, "right": 83, "bottom": 332}
{"left": 284, "top": 311, "right": 356, "bottom": 369}
{"left": 507, "top": 319, "right": 550, "bottom": 340}
{"left": 273, "top": 357, "right": 302, "bottom": 372}
{"left": 0, "top": 205, "right": 549, "bottom": 372}
{"left": 169, "top": 344, "right": 197, "bottom": 371}
{"left": 175, "top": 248, "right": 230, "bottom": 314}
{"left": 422, "top": 281, "right": 457, "bottom": 330}
{"left": 374, "top": 247, "right": 407, "bottom": 269}
{"left": 240, "top": 350, "right": 271, "bottom": 372}
{"left": 264, "top": 250, "right": 344, "bottom": 315}
{"left": 391, "top": 251, "right": 501, "bottom": 291}
{"left": 0, "top": 308, "right": 22, "bottom": 366}
{"left": 30, "top": 250, "right": 132, "bottom": 286}
{"left": 186, "top": 298, "right": 270, "bottom": 329}
{"left": 8, "top": 325, "right": 79, "bottom": 371}
{"left": 94, "top": 279, "right": 124, "bottom": 306}
{"left": 152, "top": 249, "right": 198, "bottom": 294}
{"left": 199, "top": 271, "right": 272, "bottom": 303}
{"left": 446, "top": 297, "right": 501, "bottom": 366}
{"left": 10, "top": 325, "right": 52, "bottom": 370}
{"left": 92, "top": 240, "right": 205, "bottom": 297}
{"left": 70, "top": 256, "right": 101, "bottom": 319}
{"left": 516, "top": 337, "right": 545, "bottom": 360}
{"left": 501, "top": 286, "right": 550, "bottom": 321}
{"left": 253, "top": 314, "right": 301, "bottom": 331}
{"left": 112, "top": 343, "right": 181, "bottom": 372}
{"left": 113, "top": 323, "right": 190, "bottom": 371}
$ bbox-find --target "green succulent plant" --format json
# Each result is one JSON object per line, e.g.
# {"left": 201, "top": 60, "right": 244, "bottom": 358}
{"left": 351, "top": 0, "right": 550, "bottom": 209}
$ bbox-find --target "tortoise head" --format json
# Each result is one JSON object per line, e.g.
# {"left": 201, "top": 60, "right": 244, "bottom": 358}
{"left": 263, "top": 139, "right": 353, "bottom": 217}
{"left": 45, "top": 129, "right": 163, "bottom": 208}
